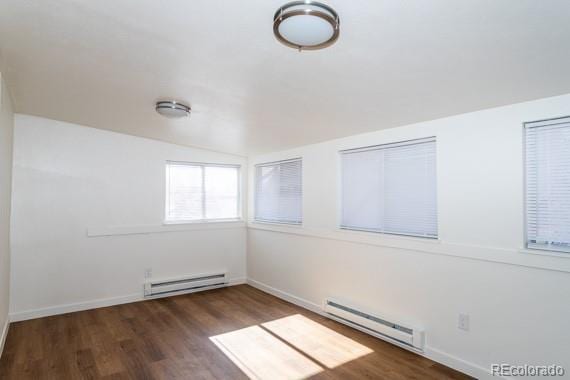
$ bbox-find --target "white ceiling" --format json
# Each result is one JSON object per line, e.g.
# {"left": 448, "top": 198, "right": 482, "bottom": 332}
{"left": 1, "top": 0, "right": 570, "bottom": 156}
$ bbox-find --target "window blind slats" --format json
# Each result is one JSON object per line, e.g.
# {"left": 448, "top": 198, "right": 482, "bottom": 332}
{"left": 255, "top": 159, "right": 302, "bottom": 224}
{"left": 526, "top": 117, "right": 570, "bottom": 253}
{"left": 165, "top": 163, "right": 239, "bottom": 222}
{"left": 341, "top": 138, "right": 438, "bottom": 238}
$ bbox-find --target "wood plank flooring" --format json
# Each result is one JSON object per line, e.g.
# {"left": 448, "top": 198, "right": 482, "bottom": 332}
{"left": 0, "top": 285, "right": 473, "bottom": 379}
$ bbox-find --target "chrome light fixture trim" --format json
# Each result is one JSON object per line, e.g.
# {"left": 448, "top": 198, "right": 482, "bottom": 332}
{"left": 273, "top": 1, "right": 340, "bottom": 51}
{"left": 155, "top": 100, "right": 191, "bottom": 118}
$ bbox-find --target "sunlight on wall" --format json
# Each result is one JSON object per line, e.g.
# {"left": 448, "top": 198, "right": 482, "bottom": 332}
{"left": 210, "top": 314, "right": 373, "bottom": 379}
{"left": 262, "top": 314, "right": 373, "bottom": 368}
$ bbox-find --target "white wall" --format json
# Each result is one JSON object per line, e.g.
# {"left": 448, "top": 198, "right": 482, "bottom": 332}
{"left": 0, "top": 74, "right": 14, "bottom": 353}
{"left": 247, "top": 93, "right": 570, "bottom": 379}
{"left": 6, "top": 94, "right": 570, "bottom": 376}
{"left": 9, "top": 115, "right": 247, "bottom": 320}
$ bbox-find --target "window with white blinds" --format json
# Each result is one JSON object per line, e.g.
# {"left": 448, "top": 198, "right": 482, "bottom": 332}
{"left": 525, "top": 117, "right": 570, "bottom": 253}
{"left": 165, "top": 162, "right": 240, "bottom": 223}
{"left": 340, "top": 137, "right": 438, "bottom": 238}
{"left": 255, "top": 158, "right": 302, "bottom": 224}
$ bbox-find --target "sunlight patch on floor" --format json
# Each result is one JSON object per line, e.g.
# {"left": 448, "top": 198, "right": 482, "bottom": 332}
{"left": 262, "top": 314, "right": 373, "bottom": 369}
{"left": 210, "top": 325, "right": 323, "bottom": 380}
{"left": 210, "top": 314, "right": 374, "bottom": 379}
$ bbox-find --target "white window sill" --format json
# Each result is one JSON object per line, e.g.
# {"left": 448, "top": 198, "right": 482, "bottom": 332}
{"left": 338, "top": 227, "right": 440, "bottom": 244}
{"left": 250, "top": 220, "right": 303, "bottom": 228}
{"left": 519, "top": 248, "right": 570, "bottom": 259}
{"left": 163, "top": 218, "right": 243, "bottom": 226}
{"left": 248, "top": 222, "right": 441, "bottom": 249}
{"left": 248, "top": 224, "right": 570, "bottom": 273}
{"left": 88, "top": 220, "right": 245, "bottom": 237}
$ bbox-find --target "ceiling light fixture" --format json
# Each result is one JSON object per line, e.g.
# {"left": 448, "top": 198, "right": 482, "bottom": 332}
{"left": 273, "top": 1, "right": 340, "bottom": 51}
{"left": 155, "top": 100, "right": 191, "bottom": 118}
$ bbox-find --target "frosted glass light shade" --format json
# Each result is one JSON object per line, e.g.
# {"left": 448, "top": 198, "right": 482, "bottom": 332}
{"left": 273, "top": 1, "right": 340, "bottom": 50}
{"left": 278, "top": 15, "right": 334, "bottom": 47}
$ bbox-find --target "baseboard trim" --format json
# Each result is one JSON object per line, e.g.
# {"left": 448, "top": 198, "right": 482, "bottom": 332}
{"left": 424, "top": 347, "right": 500, "bottom": 380}
{"left": 247, "top": 278, "right": 323, "bottom": 315}
{"left": 247, "top": 277, "right": 501, "bottom": 380}
{"left": 10, "top": 293, "right": 143, "bottom": 322}
{"left": 10, "top": 277, "right": 248, "bottom": 322}
{"left": 0, "top": 319, "right": 9, "bottom": 359}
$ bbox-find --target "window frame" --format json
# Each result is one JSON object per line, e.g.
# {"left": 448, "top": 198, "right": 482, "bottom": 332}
{"left": 164, "top": 160, "right": 242, "bottom": 224}
{"left": 338, "top": 137, "right": 438, "bottom": 239}
{"left": 523, "top": 116, "right": 570, "bottom": 254}
{"left": 254, "top": 157, "right": 303, "bottom": 226}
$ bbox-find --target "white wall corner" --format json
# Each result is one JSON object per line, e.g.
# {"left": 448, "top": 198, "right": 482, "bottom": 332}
{"left": 247, "top": 278, "right": 323, "bottom": 315}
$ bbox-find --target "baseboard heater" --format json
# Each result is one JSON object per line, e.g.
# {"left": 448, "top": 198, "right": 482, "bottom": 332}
{"left": 144, "top": 272, "right": 227, "bottom": 298}
{"left": 324, "top": 298, "right": 425, "bottom": 351}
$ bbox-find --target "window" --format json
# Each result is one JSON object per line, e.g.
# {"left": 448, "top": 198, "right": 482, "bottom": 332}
{"left": 525, "top": 117, "right": 570, "bottom": 253}
{"left": 255, "top": 158, "right": 302, "bottom": 224}
{"left": 165, "top": 162, "right": 240, "bottom": 223}
{"left": 340, "top": 137, "right": 437, "bottom": 238}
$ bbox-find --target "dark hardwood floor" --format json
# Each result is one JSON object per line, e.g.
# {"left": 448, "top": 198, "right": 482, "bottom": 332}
{"left": 0, "top": 285, "right": 472, "bottom": 379}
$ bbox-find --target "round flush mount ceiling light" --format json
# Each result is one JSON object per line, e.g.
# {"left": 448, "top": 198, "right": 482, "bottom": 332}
{"left": 155, "top": 100, "right": 191, "bottom": 118}
{"left": 273, "top": 1, "right": 340, "bottom": 51}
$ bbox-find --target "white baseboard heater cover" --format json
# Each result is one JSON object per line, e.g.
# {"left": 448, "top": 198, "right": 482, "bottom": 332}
{"left": 324, "top": 299, "right": 425, "bottom": 351}
{"left": 144, "top": 272, "right": 227, "bottom": 298}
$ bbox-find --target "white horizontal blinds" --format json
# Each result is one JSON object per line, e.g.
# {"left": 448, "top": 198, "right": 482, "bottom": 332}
{"left": 166, "top": 162, "right": 239, "bottom": 222}
{"left": 341, "top": 138, "right": 438, "bottom": 238}
{"left": 384, "top": 140, "right": 438, "bottom": 236}
{"left": 526, "top": 117, "right": 570, "bottom": 253}
{"left": 255, "top": 158, "right": 302, "bottom": 224}
{"left": 341, "top": 149, "right": 384, "bottom": 230}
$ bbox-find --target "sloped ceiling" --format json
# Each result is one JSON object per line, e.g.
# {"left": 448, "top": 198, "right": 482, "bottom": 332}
{"left": 1, "top": 0, "right": 569, "bottom": 155}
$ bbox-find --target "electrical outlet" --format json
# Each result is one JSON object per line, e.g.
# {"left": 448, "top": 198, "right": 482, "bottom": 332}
{"left": 458, "top": 313, "right": 470, "bottom": 331}
{"left": 144, "top": 268, "right": 153, "bottom": 279}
